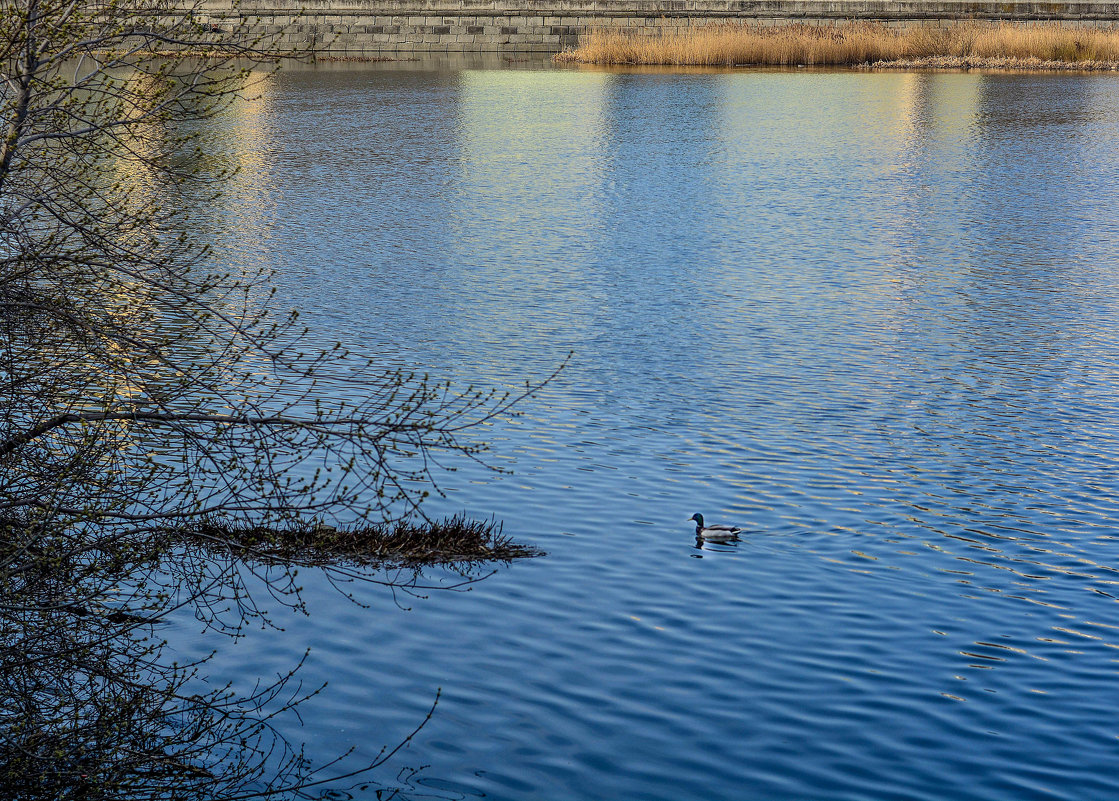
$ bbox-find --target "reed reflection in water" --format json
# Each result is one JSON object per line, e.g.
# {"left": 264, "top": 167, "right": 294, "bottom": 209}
{"left": 196, "top": 64, "right": 1119, "bottom": 801}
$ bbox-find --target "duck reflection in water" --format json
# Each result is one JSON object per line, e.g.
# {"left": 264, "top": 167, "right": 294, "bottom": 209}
{"left": 692, "top": 537, "right": 743, "bottom": 554}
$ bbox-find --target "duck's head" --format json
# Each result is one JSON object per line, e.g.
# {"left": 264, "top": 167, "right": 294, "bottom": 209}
{"left": 689, "top": 513, "right": 704, "bottom": 526}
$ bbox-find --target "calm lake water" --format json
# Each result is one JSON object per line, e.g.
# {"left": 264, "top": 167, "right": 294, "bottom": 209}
{"left": 197, "top": 61, "right": 1119, "bottom": 799}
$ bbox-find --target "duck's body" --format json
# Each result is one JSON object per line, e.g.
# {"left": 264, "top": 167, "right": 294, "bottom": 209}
{"left": 689, "top": 513, "right": 742, "bottom": 541}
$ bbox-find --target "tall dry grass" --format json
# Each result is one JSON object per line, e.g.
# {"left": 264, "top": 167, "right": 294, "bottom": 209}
{"left": 555, "top": 22, "right": 1119, "bottom": 67}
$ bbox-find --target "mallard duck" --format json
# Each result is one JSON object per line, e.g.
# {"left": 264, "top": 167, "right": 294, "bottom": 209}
{"left": 689, "top": 513, "right": 742, "bottom": 541}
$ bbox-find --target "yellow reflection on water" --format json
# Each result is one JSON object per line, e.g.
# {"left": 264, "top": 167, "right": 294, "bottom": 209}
{"left": 446, "top": 70, "right": 612, "bottom": 350}
{"left": 210, "top": 69, "right": 279, "bottom": 280}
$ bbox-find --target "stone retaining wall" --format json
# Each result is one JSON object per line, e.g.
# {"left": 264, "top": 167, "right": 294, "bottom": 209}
{"left": 197, "top": 0, "right": 1119, "bottom": 54}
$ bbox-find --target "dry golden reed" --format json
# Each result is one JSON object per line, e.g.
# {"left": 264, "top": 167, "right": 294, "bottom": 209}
{"left": 555, "top": 22, "right": 1119, "bottom": 68}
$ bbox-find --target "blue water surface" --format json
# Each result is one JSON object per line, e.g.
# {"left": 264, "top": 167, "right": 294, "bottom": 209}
{"left": 196, "top": 62, "right": 1119, "bottom": 800}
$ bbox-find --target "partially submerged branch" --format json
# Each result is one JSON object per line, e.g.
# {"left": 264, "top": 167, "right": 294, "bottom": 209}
{"left": 190, "top": 514, "right": 544, "bottom": 568}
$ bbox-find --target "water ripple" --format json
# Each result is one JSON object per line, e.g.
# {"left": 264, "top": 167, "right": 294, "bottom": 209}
{"left": 184, "top": 63, "right": 1119, "bottom": 800}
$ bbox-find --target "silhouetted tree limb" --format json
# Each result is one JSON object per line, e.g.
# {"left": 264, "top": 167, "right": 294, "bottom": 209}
{"left": 0, "top": 0, "right": 553, "bottom": 795}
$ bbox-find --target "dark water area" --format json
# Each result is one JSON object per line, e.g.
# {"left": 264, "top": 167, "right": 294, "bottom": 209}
{"left": 197, "top": 62, "right": 1119, "bottom": 799}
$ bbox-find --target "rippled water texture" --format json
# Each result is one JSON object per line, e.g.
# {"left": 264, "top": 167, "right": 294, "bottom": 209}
{"left": 201, "top": 64, "right": 1119, "bottom": 799}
